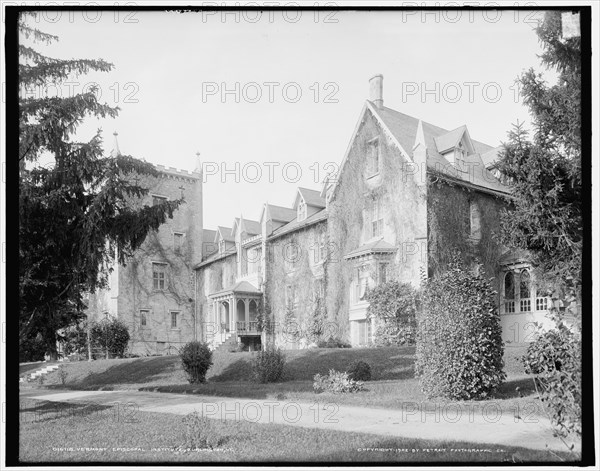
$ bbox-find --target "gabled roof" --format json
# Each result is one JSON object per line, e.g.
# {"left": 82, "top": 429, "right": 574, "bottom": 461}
{"left": 344, "top": 238, "right": 397, "bottom": 260}
{"left": 232, "top": 217, "right": 261, "bottom": 236}
{"left": 268, "top": 208, "right": 328, "bottom": 241}
{"left": 260, "top": 203, "right": 296, "bottom": 222}
{"left": 293, "top": 187, "right": 326, "bottom": 210}
{"left": 367, "top": 102, "right": 509, "bottom": 195}
{"left": 209, "top": 280, "right": 262, "bottom": 298}
{"left": 202, "top": 229, "right": 218, "bottom": 257}
{"left": 434, "top": 125, "right": 467, "bottom": 154}
{"left": 215, "top": 226, "right": 235, "bottom": 243}
{"left": 481, "top": 146, "right": 503, "bottom": 169}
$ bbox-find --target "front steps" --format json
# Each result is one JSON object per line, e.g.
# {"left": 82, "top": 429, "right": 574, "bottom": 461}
{"left": 19, "top": 364, "right": 60, "bottom": 383}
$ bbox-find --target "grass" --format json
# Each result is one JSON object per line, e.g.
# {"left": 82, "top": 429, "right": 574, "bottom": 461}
{"left": 19, "top": 399, "right": 572, "bottom": 463}
{"left": 24, "top": 345, "right": 539, "bottom": 417}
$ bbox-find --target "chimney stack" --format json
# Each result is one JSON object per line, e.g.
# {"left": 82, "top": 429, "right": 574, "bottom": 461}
{"left": 369, "top": 74, "right": 384, "bottom": 109}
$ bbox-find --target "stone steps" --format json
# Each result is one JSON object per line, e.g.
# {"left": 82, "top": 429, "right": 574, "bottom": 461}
{"left": 19, "top": 364, "right": 60, "bottom": 383}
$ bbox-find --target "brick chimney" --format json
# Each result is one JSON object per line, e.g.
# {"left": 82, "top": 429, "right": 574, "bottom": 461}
{"left": 369, "top": 74, "right": 384, "bottom": 109}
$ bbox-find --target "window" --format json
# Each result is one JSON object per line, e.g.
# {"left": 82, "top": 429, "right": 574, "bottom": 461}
{"left": 536, "top": 297, "right": 548, "bottom": 311}
{"left": 519, "top": 270, "right": 531, "bottom": 312}
{"left": 173, "top": 232, "right": 184, "bottom": 255}
{"left": 152, "top": 262, "right": 167, "bottom": 290}
{"left": 170, "top": 311, "right": 179, "bottom": 329}
{"left": 367, "top": 138, "right": 380, "bottom": 176}
{"left": 469, "top": 201, "right": 481, "bottom": 240}
{"left": 455, "top": 141, "right": 466, "bottom": 167}
{"left": 298, "top": 199, "right": 307, "bottom": 221}
{"left": 152, "top": 195, "right": 167, "bottom": 206}
{"left": 140, "top": 309, "right": 148, "bottom": 327}
{"left": 357, "top": 319, "right": 372, "bottom": 346}
{"left": 219, "top": 239, "right": 226, "bottom": 254}
{"left": 352, "top": 265, "right": 370, "bottom": 304}
{"left": 504, "top": 272, "right": 515, "bottom": 313}
{"left": 371, "top": 198, "right": 384, "bottom": 238}
{"left": 313, "top": 232, "right": 327, "bottom": 264}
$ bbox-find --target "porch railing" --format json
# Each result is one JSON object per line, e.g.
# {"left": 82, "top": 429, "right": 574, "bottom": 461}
{"left": 235, "top": 321, "right": 260, "bottom": 333}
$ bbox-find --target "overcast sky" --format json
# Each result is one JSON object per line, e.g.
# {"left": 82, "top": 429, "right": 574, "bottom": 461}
{"left": 22, "top": 9, "right": 555, "bottom": 230}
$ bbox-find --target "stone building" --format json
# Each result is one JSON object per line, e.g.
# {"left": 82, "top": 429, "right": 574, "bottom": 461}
{"left": 91, "top": 76, "right": 561, "bottom": 354}
{"left": 85, "top": 139, "right": 204, "bottom": 356}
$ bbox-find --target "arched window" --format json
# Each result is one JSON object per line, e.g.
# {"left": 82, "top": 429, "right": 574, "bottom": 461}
{"left": 503, "top": 272, "right": 515, "bottom": 313}
{"left": 519, "top": 270, "right": 531, "bottom": 312}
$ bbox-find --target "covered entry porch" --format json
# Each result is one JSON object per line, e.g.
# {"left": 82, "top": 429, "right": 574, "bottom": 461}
{"left": 208, "top": 281, "right": 262, "bottom": 346}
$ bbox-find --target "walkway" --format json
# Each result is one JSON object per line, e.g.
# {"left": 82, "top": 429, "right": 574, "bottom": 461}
{"left": 20, "top": 388, "right": 579, "bottom": 453}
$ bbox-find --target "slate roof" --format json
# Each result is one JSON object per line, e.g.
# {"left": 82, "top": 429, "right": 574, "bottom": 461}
{"left": 344, "top": 238, "right": 397, "bottom": 260}
{"left": 234, "top": 218, "right": 261, "bottom": 236}
{"left": 202, "top": 229, "right": 218, "bottom": 258}
{"left": 481, "top": 146, "right": 503, "bottom": 169}
{"left": 216, "top": 226, "right": 235, "bottom": 243}
{"left": 267, "top": 204, "right": 296, "bottom": 222}
{"left": 296, "top": 187, "right": 326, "bottom": 208}
{"left": 269, "top": 208, "right": 328, "bottom": 240}
{"left": 369, "top": 102, "right": 509, "bottom": 195}
{"left": 434, "top": 125, "right": 467, "bottom": 153}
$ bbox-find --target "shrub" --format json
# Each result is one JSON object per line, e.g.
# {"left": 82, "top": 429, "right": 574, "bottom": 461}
{"left": 57, "top": 365, "right": 69, "bottom": 385}
{"left": 373, "top": 322, "right": 416, "bottom": 347}
{"left": 522, "top": 319, "right": 581, "bottom": 438}
{"left": 252, "top": 347, "right": 285, "bottom": 383}
{"left": 348, "top": 360, "right": 371, "bottom": 381}
{"left": 416, "top": 258, "right": 506, "bottom": 400}
{"left": 367, "top": 281, "right": 418, "bottom": 346}
{"left": 316, "top": 337, "right": 351, "bottom": 349}
{"left": 180, "top": 341, "right": 213, "bottom": 384}
{"left": 182, "top": 411, "right": 224, "bottom": 449}
{"left": 91, "top": 318, "right": 130, "bottom": 359}
{"left": 313, "top": 369, "right": 365, "bottom": 394}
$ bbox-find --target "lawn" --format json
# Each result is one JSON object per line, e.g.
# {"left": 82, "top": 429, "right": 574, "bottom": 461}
{"left": 25, "top": 345, "right": 540, "bottom": 419}
{"left": 19, "top": 399, "right": 572, "bottom": 463}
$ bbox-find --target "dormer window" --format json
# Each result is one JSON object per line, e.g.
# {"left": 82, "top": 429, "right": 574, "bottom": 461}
{"left": 298, "top": 199, "right": 307, "bottom": 221}
{"left": 219, "top": 239, "right": 226, "bottom": 254}
{"left": 367, "top": 137, "right": 380, "bottom": 177}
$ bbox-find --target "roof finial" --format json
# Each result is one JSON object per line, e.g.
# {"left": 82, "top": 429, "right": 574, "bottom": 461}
{"left": 110, "top": 131, "right": 121, "bottom": 158}
{"left": 413, "top": 120, "right": 426, "bottom": 150}
{"left": 194, "top": 151, "right": 201, "bottom": 173}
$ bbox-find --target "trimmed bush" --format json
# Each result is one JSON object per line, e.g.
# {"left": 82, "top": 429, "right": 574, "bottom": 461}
{"left": 180, "top": 341, "right": 213, "bottom": 384}
{"left": 523, "top": 319, "right": 581, "bottom": 438}
{"left": 367, "top": 281, "right": 418, "bottom": 346}
{"left": 348, "top": 360, "right": 372, "bottom": 382}
{"left": 252, "top": 347, "right": 285, "bottom": 383}
{"left": 416, "top": 259, "right": 506, "bottom": 400}
{"left": 313, "top": 369, "right": 365, "bottom": 394}
{"left": 316, "top": 337, "right": 351, "bottom": 349}
{"left": 91, "top": 318, "right": 130, "bottom": 359}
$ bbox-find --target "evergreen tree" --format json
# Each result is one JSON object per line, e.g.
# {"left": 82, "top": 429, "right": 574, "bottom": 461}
{"left": 497, "top": 11, "right": 582, "bottom": 298}
{"left": 19, "top": 13, "right": 182, "bottom": 359}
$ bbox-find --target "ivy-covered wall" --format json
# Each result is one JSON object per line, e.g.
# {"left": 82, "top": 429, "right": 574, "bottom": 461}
{"left": 264, "top": 221, "right": 327, "bottom": 349}
{"left": 427, "top": 178, "right": 508, "bottom": 288}
{"left": 326, "top": 107, "right": 427, "bottom": 342}
{"left": 87, "top": 169, "right": 202, "bottom": 356}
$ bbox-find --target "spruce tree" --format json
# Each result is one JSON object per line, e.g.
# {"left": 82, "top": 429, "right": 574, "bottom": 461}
{"left": 19, "top": 13, "right": 182, "bottom": 359}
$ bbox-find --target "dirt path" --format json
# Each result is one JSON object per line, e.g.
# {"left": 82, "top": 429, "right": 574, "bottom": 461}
{"left": 20, "top": 388, "right": 579, "bottom": 453}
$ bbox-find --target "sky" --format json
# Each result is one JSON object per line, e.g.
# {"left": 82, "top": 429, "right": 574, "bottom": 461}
{"left": 21, "top": 8, "right": 556, "bottom": 230}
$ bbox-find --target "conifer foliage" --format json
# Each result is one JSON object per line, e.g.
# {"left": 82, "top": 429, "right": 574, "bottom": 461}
{"left": 18, "top": 13, "right": 182, "bottom": 359}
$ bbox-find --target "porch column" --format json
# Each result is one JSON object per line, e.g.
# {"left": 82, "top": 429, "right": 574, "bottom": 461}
{"left": 230, "top": 295, "right": 235, "bottom": 332}
{"left": 245, "top": 298, "right": 250, "bottom": 325}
